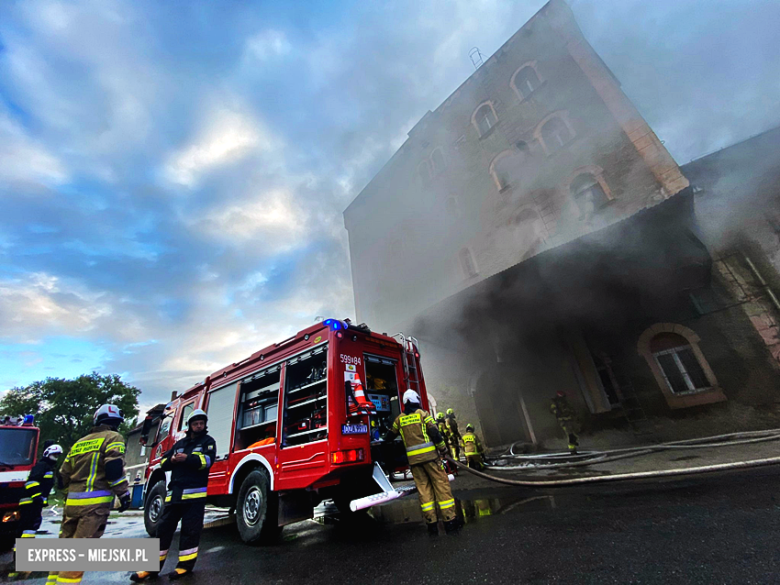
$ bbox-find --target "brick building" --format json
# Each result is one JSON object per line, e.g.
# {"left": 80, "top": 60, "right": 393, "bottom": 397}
{"left": 343, "top": 1, "right": 780, "bottom": 447}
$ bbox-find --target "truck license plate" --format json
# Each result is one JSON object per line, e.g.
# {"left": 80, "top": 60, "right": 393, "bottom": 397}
{"left": 342, "top": 424, "right": 368, "bottom": 435}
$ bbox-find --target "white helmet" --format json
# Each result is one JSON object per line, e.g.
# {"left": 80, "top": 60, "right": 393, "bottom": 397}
{"left": 43, "top": 444, "right": 63, "bottom": 460}
{"left": 187, "top": 409, "right": 208, "bottom": 428}
{"left": 94, "top": 404, "right": 124, "bottom": 426}
{"left": 402, "top": 389, "right": 421, "bottom": 405}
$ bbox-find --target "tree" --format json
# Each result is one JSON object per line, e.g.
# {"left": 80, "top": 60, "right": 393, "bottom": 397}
{"left": 0, "top": 373, "right": 141, "bottom": 456}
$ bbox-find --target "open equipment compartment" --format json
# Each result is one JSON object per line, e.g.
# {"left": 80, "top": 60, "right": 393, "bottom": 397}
{"left": 282, "top": 344, "right": 328, "bottom": 447}
{"left": 234, "top": 366, "right": 280, "bottom": 451}
{"left": 364, "top": 354, "right": 401, "bottom": 440}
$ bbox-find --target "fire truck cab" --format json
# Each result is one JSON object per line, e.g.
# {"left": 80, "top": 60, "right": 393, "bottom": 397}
{"left": 0, "top": 416, "right": 40, "bottom": 549}
{"left": 140, "top": 319, "right": 428, "bottom": 543}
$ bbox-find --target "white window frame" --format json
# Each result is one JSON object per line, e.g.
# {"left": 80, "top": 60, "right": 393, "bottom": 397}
{"left": 653, "top": 346, "right": 711, "bottom": 395}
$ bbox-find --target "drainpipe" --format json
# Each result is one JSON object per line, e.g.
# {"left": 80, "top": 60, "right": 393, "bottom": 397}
{"left": 743, "top": 255, "right": 780, "bottom": 313}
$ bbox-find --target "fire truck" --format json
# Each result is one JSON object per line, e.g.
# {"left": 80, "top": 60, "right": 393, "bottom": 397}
{"left": 140, "top": 319, "right": 430, "bottom": 543}
{"left": 0, "top": 415, "right": 40, "bottom": 549}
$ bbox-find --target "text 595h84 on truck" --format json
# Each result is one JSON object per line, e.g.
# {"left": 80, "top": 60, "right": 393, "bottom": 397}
{"left": 0, "top": 416, "right": 39, "bottom": 549}
{"left": 140, "top": 319, "right": 428, "bottom": 543}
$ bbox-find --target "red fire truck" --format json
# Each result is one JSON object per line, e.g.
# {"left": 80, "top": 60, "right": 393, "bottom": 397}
{"left": 140, "top": 319, "right": 429, "bottom": 543}
{"left": 0, "top": 416, "right": 40, "bottom": 549}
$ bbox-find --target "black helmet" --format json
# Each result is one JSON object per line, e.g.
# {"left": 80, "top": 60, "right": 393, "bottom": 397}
{"left": 465, "top": 423, "right": 474, "bottom": 432}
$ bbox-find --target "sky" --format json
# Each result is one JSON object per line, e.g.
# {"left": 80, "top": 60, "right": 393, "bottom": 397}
{"left": 1, "top": 0, "right": 779, "bottom": 412}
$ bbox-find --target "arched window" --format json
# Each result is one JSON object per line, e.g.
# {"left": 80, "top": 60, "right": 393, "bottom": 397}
{"left": 570, "top": 173, "right": 611, "bottom": 217}
{"left": 511, "top": 64, "right": 542, "bottom": 100}
{"left": 538, "top": 115, "right": 574, "bottom": 154}
{"left": 650, "top": 333, "right": 711, "bottom": 394}
{"left": 472, "top": 103, "right": 498, "bottom": 137}
{"left": 490, "top": 146, "right": 528, "bottom": 192}
{"left": 637, "top": 323, "right": 725, "bottom": 408}
{"left": 430, "top": 148, "right": 446, "bottom": 175}
{"left": 417, "top": 161, "right": 431, "bottom": 187}
{"left": 459, "top": 248, "right": 478, "bottom": 278}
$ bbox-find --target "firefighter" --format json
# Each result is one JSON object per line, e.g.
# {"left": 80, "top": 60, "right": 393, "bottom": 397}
{"left": 445, "top": 408, "right": 462, "bottom": 461}
{"left": 550, "top": 390, "right": 580, "bottom": 454}
{"left": 385, "top": 390, "right": 460, "bottom": 536}
{"left": 49, "top": 404, "right": 131, "bottom": 585}
{"left": 435, "top": 412, "right": 451, "bottom": 451}
{"left": 131, "top": 409, "right": 216, "bottom": 582}
{"left": 9, "top": 443, "right": 62, "bottom": 579}
{"left": 461, "top": 424, "right": 485, "bottom": 470}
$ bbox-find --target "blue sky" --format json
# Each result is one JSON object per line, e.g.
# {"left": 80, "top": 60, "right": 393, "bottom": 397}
{"left": 1, "top": 0, "right": 779, "bottom": 411}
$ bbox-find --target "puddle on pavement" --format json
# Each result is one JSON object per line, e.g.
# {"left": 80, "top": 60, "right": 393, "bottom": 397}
{"left": 364, "top": 493, "right": 557, "bottom": 525}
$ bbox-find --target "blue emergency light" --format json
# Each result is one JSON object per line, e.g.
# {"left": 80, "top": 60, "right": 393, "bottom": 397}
{"left": 22, "top": 415, "right": 34, "bottom": 426}
{"left": 323, "top": 319, "right": 348, "bottom": 332}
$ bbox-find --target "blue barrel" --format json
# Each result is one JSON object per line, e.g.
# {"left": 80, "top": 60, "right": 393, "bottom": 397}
{"left": 131, "top": 484, "right": 144, "bottom": 509}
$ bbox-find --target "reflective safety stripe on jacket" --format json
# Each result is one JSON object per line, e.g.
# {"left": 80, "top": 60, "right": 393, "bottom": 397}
{"left": 462, "top": 433, "right": 480, "bottom": 455}
{"left": 66, "top": 490, "right": 114, "bottom": 506}
{"left": 391, "top": 409, "right": 444, "bottom": 465}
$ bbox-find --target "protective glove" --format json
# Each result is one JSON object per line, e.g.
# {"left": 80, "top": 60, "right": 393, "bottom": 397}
{"left": 118, "top": 491, "right": 132, "bottom": 513}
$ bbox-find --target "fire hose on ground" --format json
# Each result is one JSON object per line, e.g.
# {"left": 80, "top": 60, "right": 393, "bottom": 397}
{"left": 446, "top": 428, "right": 780, "bottom": 487}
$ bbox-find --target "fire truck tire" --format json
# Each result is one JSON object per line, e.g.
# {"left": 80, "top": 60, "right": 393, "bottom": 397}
{"left": 236, "top": 469, "right": 280, "bottom": 544}
{"left": 143, "top": 480, "right": 167, "bottom": 537}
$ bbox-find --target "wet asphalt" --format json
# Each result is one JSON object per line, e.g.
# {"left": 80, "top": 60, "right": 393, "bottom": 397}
{"left": 5, "top": 464, "right": 780, "bottom": 584}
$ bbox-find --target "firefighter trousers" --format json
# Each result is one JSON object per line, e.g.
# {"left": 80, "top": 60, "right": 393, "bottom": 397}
{"left": 48, "top": 504, "right": 110, "bottom": 584}
{"left": 411, "top": 460, "right": 457, "bottom": 524}
{"left": 466, "top": 454, "right": 485, "bottom": 470}
{"left": 557, "top": 418, "right": 579, "bottom": 452}
{"left": 449, "top": 437, "right": 461, "bottom": 460}
{"left": 10, "top": 502, "right": 43, "bottom": 576}
{"left": 157, "top": 501, "right": 206, "bottom": 572}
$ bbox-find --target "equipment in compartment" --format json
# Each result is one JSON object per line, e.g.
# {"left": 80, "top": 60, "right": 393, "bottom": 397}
{"left": 283, "top": 346, "right": 329, "bottom": 446}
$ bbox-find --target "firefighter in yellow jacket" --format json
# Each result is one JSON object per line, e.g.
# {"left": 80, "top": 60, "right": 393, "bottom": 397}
{"left": 461, "top": 424, "right": 485, "bottom": 470}
{"left": 385, "top": 390, "right": 460, "bottom": 536}
{"left": 435, "top": 412, "right": 452, "bottom": 453}
{"left": 49, "top": 404, "right": 131, "bottom": 585}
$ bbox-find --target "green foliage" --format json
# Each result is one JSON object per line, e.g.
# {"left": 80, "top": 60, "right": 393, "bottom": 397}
{"left": 0, "top": 373, "right": 141, "bottom": 456}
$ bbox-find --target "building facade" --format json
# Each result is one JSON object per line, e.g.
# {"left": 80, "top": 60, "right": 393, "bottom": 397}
{"left": 344, "top": 1, "right": 780, "bottom": 447}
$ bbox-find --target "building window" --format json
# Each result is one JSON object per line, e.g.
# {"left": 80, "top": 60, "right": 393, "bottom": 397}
{"left": 490, "top": 146, "right": 528, "bottom": 192}
{"left": 570, "top": 172, "right": 611, "bottom": 218}
{"left": 417, "top": 161, "right": 431, "bottom": 187}
{"left": 511, "top": 63, "right": 542, "bottom": 100}
{"left": 459, "top": 248, "right": 478, "bottom": 278}
{"left": 445, "top": 196, "right": 461, "bottom": 218}
{"left": 472, "top": 103, "right": 498, "bottom": 138}
{"left": 536, "top": 114, "right": 574, "bottom": 154}
{"left": 637, "top": 324, "right": 726, "bottom": 409}
{"left": 650, "top": 333, "right": 710, "bottom": 394}
{"left": 430, "top": 148, "right": 446, "bottom": 175}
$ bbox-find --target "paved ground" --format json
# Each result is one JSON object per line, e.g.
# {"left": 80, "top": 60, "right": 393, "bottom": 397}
{"left": 5, "top": 461, "right": 780, "bottom": 584}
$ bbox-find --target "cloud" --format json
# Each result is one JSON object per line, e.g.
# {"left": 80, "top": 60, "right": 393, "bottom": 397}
{"left": 0, "top": 106, "right": 68, "bottom": 186}
{"left": 244, "top": 30, "right": 291, "bottom": 62}
{"left": 164, "top": 106, "right": 273, "bottom": 187}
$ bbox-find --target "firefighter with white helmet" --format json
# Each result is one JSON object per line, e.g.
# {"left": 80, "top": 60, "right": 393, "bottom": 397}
{"left": 49, "top": 404, "right": 131, "bottom": 585}
{"left": 8, "top": 443, "right": 63, "bottom": 578}
{"left": 385, "top": 390, "right": 461, "bottom": 536}
{"left": 131, "top": 408, "right": 215, "bottom": 582}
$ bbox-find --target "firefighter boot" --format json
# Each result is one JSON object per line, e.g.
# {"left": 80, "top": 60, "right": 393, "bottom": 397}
{"left": 130, "top": 570, "right": 159, "bottom": 582}
{"left": 444, "top": 516, "right": 463, "bottom": 535}
{"left": 427, "top": 522, "right": 439, "bottom": 538}
{"left": 169, "top": 568, "right": 192, "bottom": 580}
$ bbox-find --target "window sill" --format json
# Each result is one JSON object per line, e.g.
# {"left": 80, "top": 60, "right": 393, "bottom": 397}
{"left": 664, "top": 386, "right": 727, "bottom": 409}
{"left": 517, "top": 80, "right": 548, "bottom": 103}
{"left": 478, "top": 125, "right": 498, "bottom": 141}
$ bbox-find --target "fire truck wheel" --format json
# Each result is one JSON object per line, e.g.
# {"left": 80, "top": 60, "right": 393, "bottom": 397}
{"left": 236, "top": 469, "right": 280, "bottom": 544}
{"left": 144, "top": 480, "right": 167, "bottom": 537}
